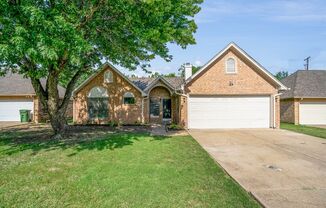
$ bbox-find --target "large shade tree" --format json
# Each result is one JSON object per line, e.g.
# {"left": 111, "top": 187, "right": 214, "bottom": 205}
{"left": 0, "top": 0, "right": 202, "bottom": 137}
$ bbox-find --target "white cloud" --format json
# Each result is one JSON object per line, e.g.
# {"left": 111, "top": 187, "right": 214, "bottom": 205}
{"left": 194, "top": 60, "right": 202, "bottom": 66}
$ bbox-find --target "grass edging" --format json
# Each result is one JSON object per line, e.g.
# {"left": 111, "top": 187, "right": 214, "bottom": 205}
{"left": 187, "top": 131, "right": 264, "bottom": 207}
{"left": 281, "top": 122, "right": 326, "bottom": 139}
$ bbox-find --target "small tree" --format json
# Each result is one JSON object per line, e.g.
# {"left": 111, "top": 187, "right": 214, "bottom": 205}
{"left": 164, "top": 72, "right": 176, "bottom": 77}
{"left": 0, "top": 0, "right": 202, "bottom": 137}
{"left": 275, "top": 70, "right": 289, "bottom": 80}
{"left": 150, "top": 72, "right": 161, "bottom": 78}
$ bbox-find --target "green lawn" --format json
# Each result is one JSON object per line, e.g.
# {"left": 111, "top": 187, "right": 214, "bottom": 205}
{"left": 281, "top": 123, "right": 326, "bottom": 139}
{"left": 0, "top": 126, "right": 259, "bottom": 208}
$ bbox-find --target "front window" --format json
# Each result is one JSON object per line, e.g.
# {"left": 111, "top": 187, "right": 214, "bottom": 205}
{"left": 123, "top": 92, "right": 135, "bottom": 104}
{"left": 88, "top": 86, "right": 109, "bottom": 119}
{"left": 226, "top": 58, "right": 236, "bottom": 73}
{"left": 88, "top": 98, "right": 109, "bottom": 119}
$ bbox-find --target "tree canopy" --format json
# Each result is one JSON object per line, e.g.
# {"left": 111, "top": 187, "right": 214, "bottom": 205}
{"left": 275, "top": 70, "right": 289, "bottom": 80}
{"left": 149, "top": 72, "right": 176, "bottom": 78}
{"left": 0, "top": 0, "right": 202, "bottom": 135}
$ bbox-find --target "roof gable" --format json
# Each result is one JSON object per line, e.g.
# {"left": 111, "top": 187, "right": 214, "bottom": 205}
{"left": 186, "top": 42, "right": 288, "bottom": 90}
{"left": 129, "top": 77, "right": 184, "bottom": 91}
{"left": 143, "top": 76, "right": 176, "bottom": 93}
{"left": 73, "top": 63, "right": 146, "bottom": 96}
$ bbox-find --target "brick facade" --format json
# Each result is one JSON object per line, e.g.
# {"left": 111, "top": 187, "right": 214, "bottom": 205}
{"left": 184, "top": 48, "right": 281, "bottom": 128}
{"left": 73, "top": 46, "right": 283, "bottom": 128}
{"left": 74, "top": 66, "right": 144, "bottom": 124}
{"left": 179, "top": 95, "right": 188, "bottom": 127}
{"left": 280, "top": 98, "right": 297, "bottom": 124}
{"left": 186, "top": 49, "right": 278, "bottom": 95}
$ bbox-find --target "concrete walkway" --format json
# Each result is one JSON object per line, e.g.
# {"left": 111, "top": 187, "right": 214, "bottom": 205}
{"left": 189, "top": 129, "right": 326, "bottom": 208}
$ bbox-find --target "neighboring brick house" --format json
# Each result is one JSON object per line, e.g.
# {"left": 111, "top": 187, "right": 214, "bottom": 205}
{"left": 280, "top": 70, "right": 326, "bottom": 125}
{"left": 73, "top": 42, "right": 287, "bottom": 129}
{"left": 0, "top": 73, "right": 72, "bottom": 122}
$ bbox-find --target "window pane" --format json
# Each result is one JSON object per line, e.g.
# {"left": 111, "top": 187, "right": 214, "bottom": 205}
{"left": 104, "top": 71, "right": 113, "bottom": 83}
{"left": 124, "top": 92, "right": 134, "bottom": 98}
{"left": 150, "top": 98, "right": 160, "bottom": 116}
{"left": 88, "top": 98, "right": 108, "bottom": 119}
{"left": 227, "top": 58, "right": 235, "bottom": 72}
{"left": 124, "top": 97, "right": 135, "bottom": 104}
{"left": 88, "top": 86, "right": 108, "bottom": 98}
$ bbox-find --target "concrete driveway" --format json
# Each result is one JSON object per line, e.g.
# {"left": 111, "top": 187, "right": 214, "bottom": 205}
{"left": 311, "top": 125, "right": 326, "bottom": 129}
{"left": 0, "top": 121, "right": 25, "bottom": 129}
{"left": 189, "top": 129, "right": 326, "bottom": 208}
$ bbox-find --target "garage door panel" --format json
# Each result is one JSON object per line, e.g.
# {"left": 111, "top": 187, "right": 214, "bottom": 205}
{"left": 188, "top": 96, "right": 270, "bottom": 129}
{"left": 0, "top": 99, "right": 34, "bottom": 121}
{"left": 299, "top": 102, "right": 326, "bottom": 125}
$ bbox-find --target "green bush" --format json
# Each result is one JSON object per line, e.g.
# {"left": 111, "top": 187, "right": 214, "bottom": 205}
{"left": 167, "top": 123, "right": 183, "bottom": 130}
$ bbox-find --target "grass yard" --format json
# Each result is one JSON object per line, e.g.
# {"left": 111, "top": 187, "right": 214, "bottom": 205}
{"left": 0, "top": 125, "right": 259, "bottom": 208}
{"left": 281, "top": 123, "right": 326, "bottom": 139}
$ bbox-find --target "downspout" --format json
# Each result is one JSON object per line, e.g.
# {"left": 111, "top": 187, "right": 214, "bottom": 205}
{"left": 273, "top": 93, "right": 283, "bottom": 128}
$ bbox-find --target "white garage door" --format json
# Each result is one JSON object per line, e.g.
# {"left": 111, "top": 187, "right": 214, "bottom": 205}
{"left": 0, "top": 99, "right": 34, "bottom": 121}
{"left": 188, "top": 96, "right": 271, "bottom": 129}
{"left": 299, "top": 102, "right": 326, "bottom": 125}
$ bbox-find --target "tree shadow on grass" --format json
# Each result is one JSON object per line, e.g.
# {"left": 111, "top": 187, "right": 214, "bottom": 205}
{"left": 0, "top": 125, "right": 151, "bottom": 156}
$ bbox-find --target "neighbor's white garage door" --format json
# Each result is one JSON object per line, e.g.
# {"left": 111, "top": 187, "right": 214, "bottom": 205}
{"left": 188, "top": 96, "right": 271, "bottom": 129}
{"left": 0, "top": 99, "right": 34, "bottom": 121}
{"left": 299, "top": 102, "right": 326, "bottom": 125}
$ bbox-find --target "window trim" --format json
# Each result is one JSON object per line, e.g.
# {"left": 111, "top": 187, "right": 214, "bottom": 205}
{"left": 104, "top": 70, "right": 113, "bottom": 83}
{"left": 225, "top": 57, "right": 237, "bottom": 74}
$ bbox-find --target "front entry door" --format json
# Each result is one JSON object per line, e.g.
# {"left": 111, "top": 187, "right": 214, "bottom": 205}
{"left": 162, "top": 99, "right": 171, "bottom": 119}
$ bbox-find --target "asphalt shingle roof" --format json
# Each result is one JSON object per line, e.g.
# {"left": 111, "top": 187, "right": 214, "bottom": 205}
{"left": 129, "top": 77, "right": 184, "bottom": 91}
{"left": 0, "top": 73, "right": 66, "bottom": 98}
{"left": 281, "top": 70, "right": 326, "bottom": 99}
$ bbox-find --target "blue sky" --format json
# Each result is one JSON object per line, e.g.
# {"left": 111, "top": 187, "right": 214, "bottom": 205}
{"left": 121, "top": 0, "right": 326, "bottom": 77}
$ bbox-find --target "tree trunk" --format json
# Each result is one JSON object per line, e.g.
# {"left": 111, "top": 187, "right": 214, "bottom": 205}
{"left": 30, "top": 65, "right": 87, "bottom": 138}
{"left": 49, "top": 111, "right": 66, "bottom": 137}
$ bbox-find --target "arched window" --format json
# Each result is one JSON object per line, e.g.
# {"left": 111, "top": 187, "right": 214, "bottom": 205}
{"left": 226, "top": 58, "right": 236, "bottom": 73}
{"left": 104, "top": 71, "right": 113, "bottom": 83}
{"left": 88, "top": 86, "right": 109, "bottom": 119}
{"left": 88, "top": 86, "right": 109, "bottom": 98}
{"left": 123, "top": 92, "right": 135, "bottom": 104}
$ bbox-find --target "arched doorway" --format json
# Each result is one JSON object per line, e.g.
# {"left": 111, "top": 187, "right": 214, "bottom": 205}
{"left": 148, "top": 86, "right": 172, "bottom": 124}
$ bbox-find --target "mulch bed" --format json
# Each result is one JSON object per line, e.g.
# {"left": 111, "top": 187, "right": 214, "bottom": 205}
{"left": 1, "top": 123, "right": 151, "bottom": 144}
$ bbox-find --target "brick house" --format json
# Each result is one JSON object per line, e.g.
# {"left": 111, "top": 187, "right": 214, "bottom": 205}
{"left": 73, "top": 42, "right": 287, "bottom": 128}
{"left": 280, "top": 70, "right": 326, "bottom": 125}
{"left": 0, "top": 73, "right": 72, "bottom": 122}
